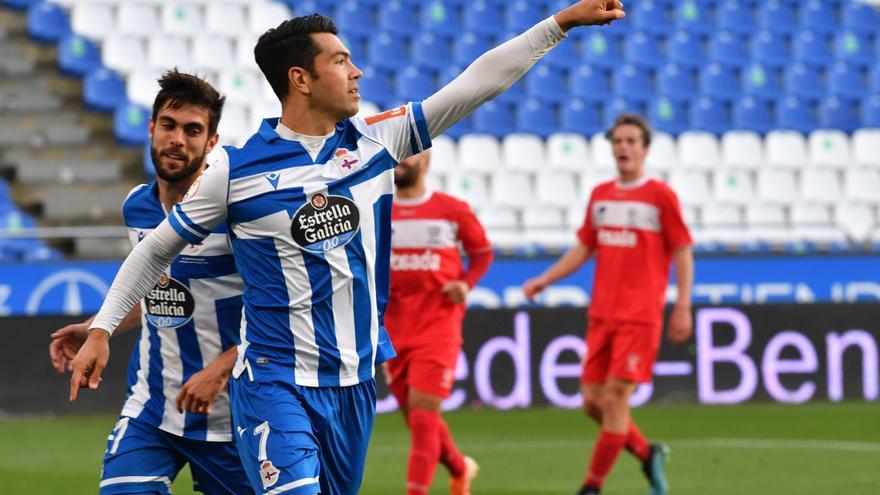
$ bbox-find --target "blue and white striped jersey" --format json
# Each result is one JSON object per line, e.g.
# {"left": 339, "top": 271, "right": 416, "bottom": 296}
{"left": 168, "top": 102, "right": 430, "bottom": 388}
{"left": 121, "top": 182, "right": 244, "bottom": 441}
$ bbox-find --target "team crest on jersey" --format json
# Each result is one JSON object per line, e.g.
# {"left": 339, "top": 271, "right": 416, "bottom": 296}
{"left": 332, "top": 148, "right": 361, "bottom": 175}
{"left": 183, "top": 174, "right": 202, "bottom": 202}
{"left": 290, "top": 193, "right": 361, "bottom": 253}
{"left": 259, "top": 460, "right": 280, "bottom": 489}
{"left": 144, "top": 274, "right": 195, "bottom": 328}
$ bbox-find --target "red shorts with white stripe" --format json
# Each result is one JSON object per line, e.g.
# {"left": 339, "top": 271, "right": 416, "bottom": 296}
{"left": 581, "top": 318, "right": 661, "bottom": 384}
{"left": 386, "top": 342, "right": 461, "bottom": 399}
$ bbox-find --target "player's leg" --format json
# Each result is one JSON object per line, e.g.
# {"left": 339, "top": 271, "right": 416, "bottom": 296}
{"left": 299, "top": 379, "right": 377, "bottom": 495}
{"left": 99, "top": 416, "right": 186, "bottom": 495}
{"left": 229, "top": 377, "right": 321, "bottom": 495}
{"left": 581, "top": 381, "right": 650, "bottom": 463}
{"left": 172, "top": 433, "right": 254, "bottom": 495}
{"left": 405, "top": 388, "right": 446, "bottom": 495}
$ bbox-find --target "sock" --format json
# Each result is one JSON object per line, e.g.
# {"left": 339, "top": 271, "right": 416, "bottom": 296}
{"left": 437, "top": 417, "right": 466, "bottom": 477}
{"left": 584, "top": 430, "right": 627, "bottom": 488}
{"left": 626, "top": 422, "right": 650, "bottom": 462}
{"left": 407, "top": 409, "right": 442, "bottom": 495}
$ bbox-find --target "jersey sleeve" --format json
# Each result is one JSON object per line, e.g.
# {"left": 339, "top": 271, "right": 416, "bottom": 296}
{"left": 354, "top": 101, "right": 432, "bottom": 163}
{"left": 168, "top": 147, "right": 230, "bottom": 244}
{"left": 455, "top": 200, "right": 493, "bottom": 287}
{"left": 659, "top": 184, "right": 693, "bottom": 251}
{"left": 576, "top": 192, "right": 598, "bottom": 250}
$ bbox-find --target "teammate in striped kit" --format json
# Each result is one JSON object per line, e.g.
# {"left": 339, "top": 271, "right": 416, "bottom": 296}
{"left": 55, "top": 71, "right": 251, "bottom": 494}
{"left": 385, "top": 151, "right": 493, "bottom": 495}
{"left": 69, "top": 3, "right": 626, "bottom": 494}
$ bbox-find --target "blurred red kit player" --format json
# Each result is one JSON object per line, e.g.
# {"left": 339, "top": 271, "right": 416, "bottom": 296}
{"left": 384, "top": 151, "right": 493, "bottom": 495}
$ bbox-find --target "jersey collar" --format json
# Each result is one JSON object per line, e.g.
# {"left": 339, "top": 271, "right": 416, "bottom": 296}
{"left": 394, "top": 188, "right": 434, "bottom": 206}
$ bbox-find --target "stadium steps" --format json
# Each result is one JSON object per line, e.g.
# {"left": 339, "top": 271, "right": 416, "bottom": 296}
{"left": 0, "top": 5, "right": 143, "bottom": 258}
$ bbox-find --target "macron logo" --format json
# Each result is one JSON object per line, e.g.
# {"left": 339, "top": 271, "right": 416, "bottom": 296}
{"left": 266, "top": 172, "right": 281, "bottom": 190}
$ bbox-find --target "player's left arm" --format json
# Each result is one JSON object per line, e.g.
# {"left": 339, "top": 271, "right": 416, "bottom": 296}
{"left": 442, "top": 203, "right": 494, "bottom": 303}
{"left": 175, "top": 346, "right": 237, "bottom": 415}
{"left": 661, "top": 186, "right": 694, "bottom": 344}
{"left": 421, "top": 0, "right": 624, "bottom": 138}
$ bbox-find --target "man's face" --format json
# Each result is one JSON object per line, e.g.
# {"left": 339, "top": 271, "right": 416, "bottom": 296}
{"left": 149, "top": 102, "right": 218, "bottom": 183}
{"left": 394, "top": 153, "right": 429, "bottom": 188}
{"left": 610, "top": 124, "right": 648, "bottom": 177}
{"left": 306, "top": 33, "right": 362, "bottom": 120}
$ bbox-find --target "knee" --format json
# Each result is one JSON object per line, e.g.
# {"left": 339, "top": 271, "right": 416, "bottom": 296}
{"left": 582, "top": 396, "right": 602, "bottom": 419}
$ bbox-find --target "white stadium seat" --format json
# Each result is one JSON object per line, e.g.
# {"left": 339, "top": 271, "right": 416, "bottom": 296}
{"left": 127, "top": 70, "right": 162, "bottom": 108}
{"left": 249, "top": 1, "right": 293, "bottom": 34}
{"left": 147, "top": 35, "right": 193, "bottom": 72}
{"left": 161, "top": 3, "right": 204, "bottom": 35}
{"left": 490, "top": 172, "right": 533, "bottom": 208}
{"left": 216, "top": 104, "right": 251, "bottom": 147}
{"left": 102, "top": 35, "right": 146, "bottom": 75}
{"left": 800, "top": 169, "right": 841, "bottom": 204}
{"left": 645, "top": 132, "right": 677, "bottom": 172}
{"left": 477, "top": 207, "right": 519, "bottom": 229}
{"left": 852, "top": 129, "right": 880, "bottom": 168}
{"left": 701, "top": 204, "right": 744, "bottom": 244}
{"left": 809, "top": 130, "right": 851, "bottom": 168}
{"left": 589, "top": 133, "right": 615, "bottom": 173}
{"left": 71, "top": 2, "right": 115, "bottom": 41}
{"left": 578, "top": 171, "right": 614, "bottom": 198}
{"left": 721, "top": 131, "right": 764, "bottom": 169}
{"left": 790, "top": 203, "right": 845, "bottom": 244}
{"left": 790, "top": 203, "right": 832, "bottom": 225}
{"left": 714, "top": 168, "right": 755, "bottom": 205}
{"left": 678, "top": 131, "right": 721, "bottom": 169}
{"left": 744, "top": 203, "right": 790, "bottom": 244}
{"left": 536, "top": 172, "right": 579, "bottom": 208}
{"left": 458, "top": 134, "right": 502, "bottom": 172}
{"left": 757, "top": 169, "right": 798, "bottom": 204}
{"left": 502, "top": 133, "right": 546, "bottom": 172}
{"left": 219, "top": 69, "right": 261, "bottom": 105}
{"left": 236, "top": 33, "right": 261, "bottom": 69}
{"left": 524, "top": 208, "right": 572, "bottom": 249}
{"left": 192, "top": 34, "right": 235, "bottom": 72}
{"left": 427, "top": 135, "right": 458, "bottom": 174}
{"left": 667, "top": 170, "right": 711, "bottom": 207}
{"left": 844, "top": 169, "right": 880, "bottom": 202}
{"left": 355, "top": 101, "right": 381, "bottom": 119}
{"left": 249, "top": 99, "right": 280, "bottom": 131}
{"left": 765, "top": 130, "right": 808, "bottom": 169}
{"left": 447, "top": 173, "right": 490, "bottom": 209}
{"left": 118, "top": 3, "right": 159, "bottom": 37}
{"left": 547, "top": 133, "right": 590, "bottom": 172}
{"left": 835, "top": 203, "right": 876, "bottom": 242}
{"left": 206, "top": 3, "right": 247, "bottom": 36}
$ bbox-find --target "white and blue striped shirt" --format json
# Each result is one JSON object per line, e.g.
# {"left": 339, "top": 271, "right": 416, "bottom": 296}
{"left": 168, "top": 103, "right": 429, "bottom": 387}
{"left": 121, "top": 182, "right": 243, "bottom": 441}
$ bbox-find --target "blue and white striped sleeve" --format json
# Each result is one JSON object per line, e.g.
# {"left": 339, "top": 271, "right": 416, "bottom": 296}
{"left": 168, "top": 147, "right": 230, "bottom": 243}
{"left": 354, "top": 101, "right": 432, "bottom": 163}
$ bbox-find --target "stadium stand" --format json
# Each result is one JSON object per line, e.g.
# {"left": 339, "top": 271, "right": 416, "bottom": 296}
{"left": 0, "top": 0, "right": 878, "bottom": 260}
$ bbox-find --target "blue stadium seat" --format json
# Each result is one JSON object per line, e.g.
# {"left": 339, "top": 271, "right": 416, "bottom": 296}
{"left": 861, "top": 95, "right": 880, "bottom": 128}
{"left": 690, "top": 96, "right": 729, "bottom": 134}
{"left": 473, "top": 100, "right": 514, "bottom": 137}
{"left": 542, "top": 39, "right": 577, "bottom": 71}
{"left": 717, "top": 0, "right": 753, "bottom": 36}
{"left": 516, "top": 98, "right": 557, "bottom": 137}
{"left": 463, "top": 1, "right": 503, "bottom": 38}
{"left": 3, "top": 0, "right": 38, "bottom": 10}
{"left": 709, "top": 31, "right": 750, "bottom": 68}
{"left": 834, "top": 30, "right": 873, "bottom": 68}
{"left": 412, "top": 32, "right": 452, "bottom": 71}
{"left": 495, "top": 78, "right": 526, "bottom": 105}
{"left": 571, "top": 65, "right": 609, "bottom": 103}
{"left": 336, "top": 1, "right": 375, "bottom": 37}
{"left": 114, "top": 102, "right": 150, "bottom": 146}
{"left": 842, "top": 1, "right": 880, "bottom": 34}
{"left": 657, "top": 63, "right": 697, "bottom": 102}
{"left": 378, "top": 1, "right": 418, "bottom": 36}
{"left": 801, "top": 0, "right": 838, "bottom": 35}
{"left": 582, "top": 31, "right": 622, "bottom": 70}
{"left": 367, "top": 32, "right": 409, "bottom": 72}
{"left": 632, "top": 0, "right": 672, "bottom": 36}
{"left": 624, "top": 31, "right": 664, "bottom": 69}
{"left": 526, "top": 65, "right": 566, "bottom": 104}
{"left": 143, "top": 142, "right": 155, "bottom": 178}
{"left": 505, "top": 0, "right": 542, "bottom": 32}
{"left": 758, "top": 1, "right": 798, "bottom": 35}
{"left": 819, "top": 96, "right": 859, "bottom": 133}
{"left": 792, "top": 30, "right": 833, "bottom": 68}
{"left": 561, "top": 98, "right": 602, "bottom": 136}
{"left": 668, "top": 31, "right": 704, "bottom": 69}
{"left": 0, "top": 179, "right": 10, "bottom": 205}
{"left": 674, "top": 0, "right": 712, "bottom": 35}
{"left": 83, "top": 68, "right": 126, "bottom": 112}
{"left": 870, "top": 65, "right": 880, "bottom": 94}
{"left": 57, "top": 35, "right": 101, "bottom": 76}
{"left": 742, "top": 63, "right": 782, "bottom": 100}
{"left": 439, "top": 65, "right": 463, "bottom": 87}
{"left": 358, "top": 67, "right": 394, "bottom": 108}
{"left": 827, "top": 62, "right": 867, "bottom": 101}
{"left": 751, "top": 30, "right": 790, "bottom": 69}
{"left": 733, "top": 96, "right": 773, "bottom": 134}
{"left": 776, "top": 95, "right": 818, "bottom": 134}
{"left": 444, "top": 116, "right": 472, "bottom": 139}
{"left": 453, "top": 32, "right": 491, "bottom": 66}
{"left": 395, "top": 66, "right": 434, "bottom": 103}
{"left": 648, "top": 97, "right": 688, "bottom": 135}
{"left": 27, "top": 1, "right": 70, "bottom": 43}
{"left": 603, "top": 97, "right": 643, "bottom": 128}
{"left": 612, "top": 64, "right": 653, "bottom": 103}
{"left": 785, "top": 62, "right": 824, "bottom": 101}
{"left": 700, "top": 63, "right": 740, "bottom": 101}
{"left": 420, "top": 0, "right": 460, "bottom": 36}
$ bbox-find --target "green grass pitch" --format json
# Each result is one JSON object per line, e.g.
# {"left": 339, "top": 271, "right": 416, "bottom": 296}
{"left": 1, "top": 403, "right": 878, "bottom": 494}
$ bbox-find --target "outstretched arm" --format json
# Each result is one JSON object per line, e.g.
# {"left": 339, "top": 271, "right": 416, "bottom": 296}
{"left": 523, "top": 243, "right": 592, "bottom": 301}
{"left": 49, "top": 306, "right": 142, "bottom": 374}
{"left": 422, "top": 0, "right": 625, "bottom": 137}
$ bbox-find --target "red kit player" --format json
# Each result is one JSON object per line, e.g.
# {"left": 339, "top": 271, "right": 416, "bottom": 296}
{"left": 524, "top": 114, "right": 694, "bottom": 495}
{"left": 384, "top": 151, "right": 494, "bottom": 495}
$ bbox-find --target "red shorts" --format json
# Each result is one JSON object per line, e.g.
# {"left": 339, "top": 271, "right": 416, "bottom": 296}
{"left": 581, "top": 318, "right": 661, "bottom": 384}
{"left": 385, "top": 342, "right": 460, "bottom": 399}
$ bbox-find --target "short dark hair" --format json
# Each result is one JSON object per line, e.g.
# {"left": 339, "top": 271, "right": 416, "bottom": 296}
{"left": 152, "top": 70, "right": 225, "bottom": 135}
{"left": 254, "top": 14, "right": 339, "bottom": 101}
{"left": 605, "top": 113, "right": 652, "bottom": 147}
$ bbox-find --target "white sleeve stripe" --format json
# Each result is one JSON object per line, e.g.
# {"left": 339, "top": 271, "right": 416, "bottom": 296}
{"left": 100, "top": 475, "right": 172, "bottom": 489}
{"left": 263, "top": 476, "right": 320, "bottom": 495}
{"left": 172, "top": 207, "right": 204, "bottom": 239}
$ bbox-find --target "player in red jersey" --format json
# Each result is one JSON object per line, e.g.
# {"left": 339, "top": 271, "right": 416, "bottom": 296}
{"left": 524, "top": 114, "right": 694, "bottom": 495}
{"left": 384, "top": 151, "right": 493, "bottom": 495}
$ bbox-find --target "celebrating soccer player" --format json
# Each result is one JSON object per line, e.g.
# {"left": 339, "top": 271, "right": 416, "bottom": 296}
{"left": 523, "top": 114, "right": 694, "bottom": 495}
{"left": 384, "top": 151, "right": 493, "bottom": 495}
{"left": 53, "top": 71, "right": 252, "bottom": 494}
{"left": 68, "top": 2, "right": 626, "bottom": 494}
